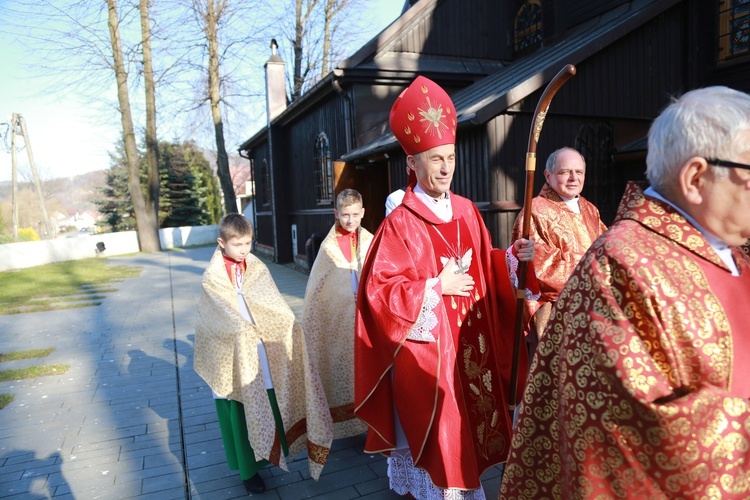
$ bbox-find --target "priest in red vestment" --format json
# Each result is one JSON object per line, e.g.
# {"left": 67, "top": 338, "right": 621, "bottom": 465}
{"left": 511, "top": 147, "right": 606, "bottom": 356}
{"left": 501, "top": 86, "right": 750, "bottom": 499}
{"left": 355, "top": 75, "right": 537, "bottom": 499}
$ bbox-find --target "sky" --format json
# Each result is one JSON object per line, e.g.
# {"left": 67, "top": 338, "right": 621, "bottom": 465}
{"left": 0, "top": 0, "right": 406, "bottom": 182}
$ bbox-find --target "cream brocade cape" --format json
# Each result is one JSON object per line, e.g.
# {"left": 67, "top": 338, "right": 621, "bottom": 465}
{"left": 302, "top": 224, "right": 373, "bottom": 439}
{"left": 194, "top": 248, "right": 333, "bottom": 479}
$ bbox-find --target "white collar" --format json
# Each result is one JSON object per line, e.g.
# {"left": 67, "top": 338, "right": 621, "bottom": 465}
{"left": 414, "top": 184, "right": 453, "bottom": 222}
{"left": 558, "top": 193, "right": 581, "bottom": 213}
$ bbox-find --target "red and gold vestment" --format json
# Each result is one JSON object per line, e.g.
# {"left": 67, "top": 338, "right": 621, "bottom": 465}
{"left": 355, "top": 187, "right": 531, "bottom": 491}
{"left": 500, "top": 182, "right": 750, "bottom": 499}
{"left": 512, "top": 184, "right": 606, "bottom": 334}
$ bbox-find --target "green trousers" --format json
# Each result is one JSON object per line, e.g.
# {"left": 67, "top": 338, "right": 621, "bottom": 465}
{"left": 214, "top": 389, "right": 289, "bottom": 480}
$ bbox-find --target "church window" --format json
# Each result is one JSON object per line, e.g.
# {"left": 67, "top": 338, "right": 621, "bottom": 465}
{"left": 315, "top": 132, "right": 333, "bottom": 205}
{"left": 718, "top": 0, "right": 750, "bottom": 62}
{"left": 514, "top": 0, "right": 543, "bottom": 54}
{"left": 261, "top": 159, "right": 271, "bottom": 208}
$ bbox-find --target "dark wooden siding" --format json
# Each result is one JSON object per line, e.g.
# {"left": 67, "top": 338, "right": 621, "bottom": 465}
{"left": 276, "top": 94, "right": 351, "bottom": 260}
{"left": 388, "top": 153, "right": 409, "bottom": 193}
{"left": 255, "top": 213, "right": 275, "bottom": 249}
{"left": 284, "top": 95, "right": 350, "bottom": 214}
{"left": 390, "top": 0, "right": 512, "bottom": 61}
{"left": 352, "top": 84, "right": 404, "bottom": 149}
{"left": 523, "top": 4, "right": 687, "bottom": 120}
{"left": 688, "top": 0, "right": 750, "bottom": 94}
{"left": 249, "top": 142, "right": 273, "bottom": 248}
{"left": 561, "top": 0, "right": 629, "bottom": 30}
{"left": 485, "top": 113, "right": 527, "bottom": 248}
{"left": 290, "top": 212, "right": 335, "bottom": 260}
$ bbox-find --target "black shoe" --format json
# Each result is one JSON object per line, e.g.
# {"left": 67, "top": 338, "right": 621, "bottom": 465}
{"left": 244, "top": 474, "right": 266, "bottom": 494}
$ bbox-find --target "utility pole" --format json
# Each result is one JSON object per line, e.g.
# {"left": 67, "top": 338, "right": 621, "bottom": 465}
{"left": 10, "top": 118, "right": 19, "bottom": 242}
{"left": 11, "top": 113, "right": 53, "bottom": 239}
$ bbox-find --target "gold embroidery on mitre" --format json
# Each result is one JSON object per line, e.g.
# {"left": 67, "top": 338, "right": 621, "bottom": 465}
{"left": 407, "top": 112, "right": 415, "bottom": 121}
{"left": 421, "top": 84, "right": 429, "bottom": 94}
{"left": 418, "top": 96, "right": 450, "bottom": 139}
{"left": 404, "top": 125, "right": 411, "bottom": 135}
{"left": 413, "top": 135, "right": 421, "bottom": 144}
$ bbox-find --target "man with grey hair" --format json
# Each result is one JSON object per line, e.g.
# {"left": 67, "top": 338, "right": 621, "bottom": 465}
{"left": 511, "top": 146, "right": 606, "bottom": 359}
{"left": 500, "top": 86, "right": 750, "bottom": 498}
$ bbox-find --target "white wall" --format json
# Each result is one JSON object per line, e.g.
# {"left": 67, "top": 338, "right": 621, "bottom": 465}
{"left": 159, "top": 225, "right": 218, "bottom": 250}
{"left": 0, "top": 225, "right": 219, "bottom": 272}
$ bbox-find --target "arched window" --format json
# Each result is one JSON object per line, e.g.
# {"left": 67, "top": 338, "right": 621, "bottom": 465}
{"left": 718, "top": 0, "right": 750, "bottom": 63}
{"left": 261, "top": 159, "right": 271, "bottom": 208}
{"left": 315, "top": 132, "right": 333, "bottom": 205}
{"left": 514, "top": 0, "right": 543, "bottom": 54}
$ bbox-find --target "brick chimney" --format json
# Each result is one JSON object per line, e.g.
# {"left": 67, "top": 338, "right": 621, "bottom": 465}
{"left": 265, "top": 39, "right": 287, "bottom": 122}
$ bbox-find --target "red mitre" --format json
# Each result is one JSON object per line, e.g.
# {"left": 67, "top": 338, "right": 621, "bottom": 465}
{"left": 389, "top": 76, "right": 457, "bottom": 155}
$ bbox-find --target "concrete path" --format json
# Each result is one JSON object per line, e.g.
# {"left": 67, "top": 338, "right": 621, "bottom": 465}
{"left": 0, "top": 247, "right": 504, "bottom": 498}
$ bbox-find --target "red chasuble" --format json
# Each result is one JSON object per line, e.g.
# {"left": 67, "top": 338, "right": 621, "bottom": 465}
{"left": 501, "top": 182, "right": 750, "bottom": 499}
{"left": 355, "top": 186, "right": 525, "bottom": 490}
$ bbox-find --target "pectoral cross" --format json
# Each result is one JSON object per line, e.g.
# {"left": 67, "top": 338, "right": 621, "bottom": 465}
{"left": 454, "top": 256, "right": 470, "bottom": 274}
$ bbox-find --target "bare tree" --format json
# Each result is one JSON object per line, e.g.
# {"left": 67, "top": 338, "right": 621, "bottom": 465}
{"left": 282, "top": 0, "right": 371, "bottom": 99}
{"left": 175, "top": 0, "right": 276, "bottom": 215}
{"left": 321, "top": 0, "right": 346, "bottom": 78}
{"left": 5, "top": 0, "right": 161, "bottom": 251}
{"left": 106, "top": 0, "right": 160, "bottom": 251}
{"left": 290, "top": 0, "right": 320, "bottom": 101}
{"left": 139, "top": 0, "right": 160, "bottom": 225}
{"left": 191, "top": 0, "right": 236, "bottom": 214}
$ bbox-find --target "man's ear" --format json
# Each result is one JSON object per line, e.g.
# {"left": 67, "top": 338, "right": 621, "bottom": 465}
{"left": 333, "top": 209, "right": 339, "bottom": 219}
{"left": 360, "top": 207, "right": 366, "bottom": 218}
{"left": 680, "top": 157, "right": 710, "bottom": 205}
{"left": 217, "top": 237, "right": 225, "bottom": 249}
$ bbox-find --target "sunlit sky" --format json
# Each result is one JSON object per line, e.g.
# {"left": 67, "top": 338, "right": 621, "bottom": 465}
{"left": 0, "top": 0, "right": 406, "bottom": 182}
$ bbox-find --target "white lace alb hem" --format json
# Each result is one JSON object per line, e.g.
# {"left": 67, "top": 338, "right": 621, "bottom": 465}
{"left": 387, "top": 449, "right": 486, "bottom": 500}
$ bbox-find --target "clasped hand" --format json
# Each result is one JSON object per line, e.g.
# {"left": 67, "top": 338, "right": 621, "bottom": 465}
{"left": 438, "top": 257, "right": 474, "bottom": 296}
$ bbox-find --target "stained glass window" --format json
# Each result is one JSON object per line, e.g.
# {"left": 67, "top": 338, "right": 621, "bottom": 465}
{"left": 718, "top": 0, "right": 750, "bottom": 62}
{"left": 514, "top": 0, "right": 543, "bottom": 54}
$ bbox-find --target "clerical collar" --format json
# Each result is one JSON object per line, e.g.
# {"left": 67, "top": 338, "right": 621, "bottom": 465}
{"left": 414, "top": 184, "right": 453, "bottom": 222}
{"left": 644, "top": 186, "right": 738, "bottom": 275}
{"left": 557, "top": 192, "right": 581, "bottom": 214}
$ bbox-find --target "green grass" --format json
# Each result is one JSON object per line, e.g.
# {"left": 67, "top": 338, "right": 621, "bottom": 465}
{"left": 0, "top": 364, "right": 70, "bottom": 382}
{"left": 0, "top": 258, "right": 142, "bottom": 315}
{"left": 0, "top": 348, "right": 55, "bottom": 362}
{"left": 0, "top": 394, "right": 13, "bottom": 410}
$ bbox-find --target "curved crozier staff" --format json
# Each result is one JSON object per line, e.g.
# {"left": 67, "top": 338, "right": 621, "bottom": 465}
{"left": 508, "top": 64, "right": 576, "bottom": 414}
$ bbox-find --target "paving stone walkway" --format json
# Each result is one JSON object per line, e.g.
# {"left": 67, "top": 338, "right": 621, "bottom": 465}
{"left": 0, "top": 247, "right": 503, "bottom": 498}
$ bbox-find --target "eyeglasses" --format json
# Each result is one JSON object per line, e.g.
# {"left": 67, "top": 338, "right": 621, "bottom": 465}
{"left": 703, "top": 157, "right": 750, "bottom": 171}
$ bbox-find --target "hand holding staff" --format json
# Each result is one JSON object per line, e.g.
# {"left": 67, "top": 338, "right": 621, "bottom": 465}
{"left": 508, "top": 64, "right": 576, "bottom": 414}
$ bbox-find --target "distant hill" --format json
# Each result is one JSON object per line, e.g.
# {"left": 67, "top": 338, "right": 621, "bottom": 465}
{"left": 0, "top": 170, "right": 107, "bottom": 218}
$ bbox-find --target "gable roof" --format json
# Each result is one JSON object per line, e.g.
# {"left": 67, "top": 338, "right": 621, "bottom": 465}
{"left": 342, "top": 0, "right": 680, "bottom": 162}
{"left": 239, "top": 0, "right": 505, "bottom": 153}
{"left": 339, "top": 0, "right": 505, "bottom": 78}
